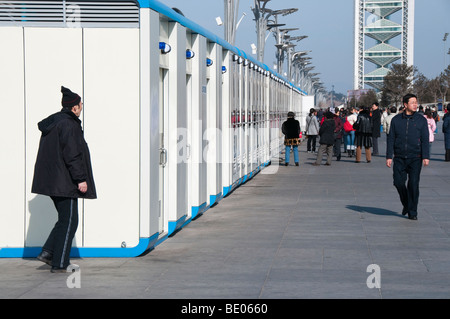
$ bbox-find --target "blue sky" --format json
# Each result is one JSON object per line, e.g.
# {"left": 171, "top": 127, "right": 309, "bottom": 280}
{"left": 160, "top": 0, "right": 449, "bottom": 94}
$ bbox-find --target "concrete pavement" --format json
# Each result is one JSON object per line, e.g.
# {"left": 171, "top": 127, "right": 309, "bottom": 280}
{"left": 2, "top": 125, "right": 450, "bottom": 299}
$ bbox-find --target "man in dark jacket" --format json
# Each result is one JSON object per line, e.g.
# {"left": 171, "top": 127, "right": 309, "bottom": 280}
{"left": 314, "top": 111, "right": 336, "bottom": 166}
{"left": 386, "top": 94, "right": 429, "bottom": 220}
{"left": 371, "top": 102, "right": 381, "bottom": 155}
{"left": 443, "top": 104, "right": 450, "bottom": 162}
{"left": 32, "top": 86, "right": 96, "bottom": 272}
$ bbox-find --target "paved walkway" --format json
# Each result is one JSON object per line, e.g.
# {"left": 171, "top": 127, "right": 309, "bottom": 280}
{"left": 2, "top": 124, "right": 450, "bottom": 299}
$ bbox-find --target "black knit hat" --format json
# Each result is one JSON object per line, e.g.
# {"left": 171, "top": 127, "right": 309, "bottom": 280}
{"left": 61, "top": 86, "right": 81, "bottom": 108}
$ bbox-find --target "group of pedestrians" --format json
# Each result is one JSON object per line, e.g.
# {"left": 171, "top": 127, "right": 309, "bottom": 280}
{"left": 282, "top": 94, "right": 450, "bottom": 222}
{"left": 306, "top": 102, "right": 382, "bottom": 166}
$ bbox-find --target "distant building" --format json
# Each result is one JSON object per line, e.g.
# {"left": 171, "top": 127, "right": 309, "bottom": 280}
{"left": 354, "top": 0, "right": 415, "bottom": 91}
{"left": 348, "top": 89, "right": 371, "bottom": 102}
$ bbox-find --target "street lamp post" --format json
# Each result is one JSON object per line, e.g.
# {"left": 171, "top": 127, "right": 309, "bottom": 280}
{"left": 252, "top": 0, "right": 273, "bottom": 62}
{"left": 444, "top": 33, "right": 449, "bottom": 70}
{"left": 253, "top": 3, "right": 298, "bottom": 64}
{"left": 224, "top": 0, "right": 243, "bottom": 45}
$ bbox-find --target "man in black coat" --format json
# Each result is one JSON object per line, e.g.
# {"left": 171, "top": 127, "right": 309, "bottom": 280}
{"left": 371, "top": 102, "right": 381, "bottom": 155}
{"left": 32, "top": 86, "right": 96, "bottom": 272}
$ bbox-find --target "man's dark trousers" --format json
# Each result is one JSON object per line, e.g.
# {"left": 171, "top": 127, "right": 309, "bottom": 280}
{"left": 43, "top": 197, "right": 79, "bottom": 269}
{"left": 393, "top": 157, "right": 422, "bottom": 217}
{"left": 372, "top": 137, "right": 379, "bottom": 155}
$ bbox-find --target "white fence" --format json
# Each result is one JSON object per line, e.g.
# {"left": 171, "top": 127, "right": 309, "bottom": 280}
{"left": 0, "top": 0, "right": 313, "bottom": 258}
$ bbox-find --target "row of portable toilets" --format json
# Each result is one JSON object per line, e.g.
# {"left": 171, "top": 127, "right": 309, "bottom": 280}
{"left": 0, "top": 0, "right": 314, "bottom": 258}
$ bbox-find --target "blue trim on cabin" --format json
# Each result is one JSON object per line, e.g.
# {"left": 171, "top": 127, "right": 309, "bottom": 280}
{"left": 0, "top": 233, "right": 160, "bottom": 258}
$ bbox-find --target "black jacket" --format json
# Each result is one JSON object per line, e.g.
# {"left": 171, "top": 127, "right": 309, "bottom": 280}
{"left": 32, "top": 110, "right": 97, "bottom": 199}
{"left": 371, "top": 109, "right": 381, "bottom": 138}
{"left": 354, "top": 111, "right": 373, "bottom": 134}
{"left": 282, "top": 118, "right": 301, "bottom": 139}
{"left": 319, "top": 119, "right": 336, "bottom": 145}
{"left": 386, "top": 112, "right": 430, "bottom": 160}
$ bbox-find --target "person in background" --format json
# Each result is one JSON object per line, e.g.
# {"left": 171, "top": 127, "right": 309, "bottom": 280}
{"left": 423, "top": 109, "right": 436, "bottom": 157}
{"left": 305, "top": 108, "right": 319, "bottom": 154}
{"left": 371, "top": 102, "right": 381, "bottom": 156}
{"left": 417, "top": 105, "right": 424, "bottom": 115}
{"left": 383, "top": 107, "right": 397, "bottom": 135}
{"left": 313, "top": 111, "right": 336, "bottom": 166}
{"left": 442, "top": 104, "right": 450, "bottom": 162}
{"left": 345, "top": 107, "right": 358, "bottom": 158}
{"left": 354, "top": 106, "right": 373, "bottom": 163}
{"left": 333, "top": 108, "right": 344, "bottom": 161}
{"left": 282, "top": 112, "right": 301, "bottom": 166}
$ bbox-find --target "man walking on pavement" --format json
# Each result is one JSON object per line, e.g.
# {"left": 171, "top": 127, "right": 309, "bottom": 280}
{"left": 32, "top": 86, "right": 97, "bottom": 272}
{"left": 386, "top": 94, "right": 429, "bottom": 220}
{"left": 371, "top": 102, "right": 381, "bottom": 156}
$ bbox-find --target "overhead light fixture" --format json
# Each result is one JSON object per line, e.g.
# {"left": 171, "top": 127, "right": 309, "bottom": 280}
{"left": 206, "top": 58, "right": 213, "bottom": 67}
{"left": 159, "top": 42, "right": 171, "bottom": 54}
{"left": 186, "top": 49, "right": 195, "bottom": 59}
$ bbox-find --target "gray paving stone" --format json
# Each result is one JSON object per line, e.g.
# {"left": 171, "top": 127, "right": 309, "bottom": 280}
{"left": 2, "top": 128, "right": 450, "bottom": 299}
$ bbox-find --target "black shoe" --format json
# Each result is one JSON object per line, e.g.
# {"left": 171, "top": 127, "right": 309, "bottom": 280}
{"left": 295, "top": 163, "right": 299, "bottom": 166}
{"left": 285, "top": 163, "right": 289, "bottom": 166}
{"left": 37, "top": 250, "right": 53, "bottom": 266}
{"left": 408, "top": 215, "right": 418, "bottom": 221}
{"left": 367, "top": 160, "right": 371, "bottom": 163}
{"left": 402, "top": 209, "right": 408, "bottom": 216}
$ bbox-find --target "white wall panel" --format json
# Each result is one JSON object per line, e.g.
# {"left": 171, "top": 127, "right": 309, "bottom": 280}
{"left": 82, "top": 28, "right": 140, "bottom": 248}
{"left": 24, "top": 27, "right": 83, "bottom": 247}
{"left": 0, "top": 27, "right": 25, "bottom": 247}
{"left": 167, "top": 22, "right": 188, "bottom": 228}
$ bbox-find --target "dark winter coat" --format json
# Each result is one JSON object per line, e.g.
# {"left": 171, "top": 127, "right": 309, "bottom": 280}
{"left": 354, "top": 111, "right": 373, "bottom": 134}
{"left": 319, "top": 119, "right": 336, "bottom": 145}
{"left": 32, "top": 110, "right": 97, "bottom": 199}
{"left": 354, "top": 111, "right": 373, "bottom": 148}
{"left": 371, "top": 108, "right": 381, "bottom": 138}
{"left": 282, "top": 118, "right": 301, "bottom": 146}
{"left": 442, "top": 113, "right": 450, "bottom": 150}
{"left": 386, "top": 112, "right": 430, "bottom": 160}
{"left": 334, "top": 116, "right": 343, "bottom": 139}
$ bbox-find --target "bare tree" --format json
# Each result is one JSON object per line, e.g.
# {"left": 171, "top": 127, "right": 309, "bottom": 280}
{"left": 413, "top": 72, "right": 433, "bottom": 103}
{"left": 443, "top": 65, "right": 450, "bottom": 102}
{"left": 382, "top": 64, "right": 416, "bottom": 107}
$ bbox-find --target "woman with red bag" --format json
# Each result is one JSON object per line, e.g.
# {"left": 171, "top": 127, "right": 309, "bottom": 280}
{"left": 344, "top": 107, "right": 358, "bottom": 158}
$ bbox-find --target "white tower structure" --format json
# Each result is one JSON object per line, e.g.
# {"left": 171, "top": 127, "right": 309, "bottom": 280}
{"left": 354, "top": 0, "right": 415, "bottom": 91}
